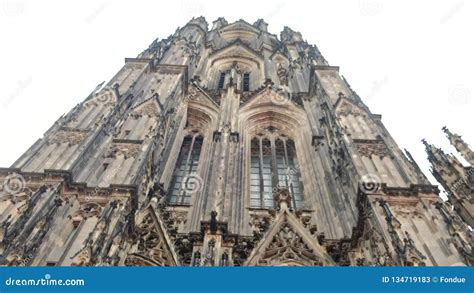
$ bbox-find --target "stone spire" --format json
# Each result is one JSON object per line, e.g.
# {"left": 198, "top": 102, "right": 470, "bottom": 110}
{"left": 211, "top": 17, "right": 228, "bottom": 30}
{"left": 423, "top": 139, "right": 474, "bottom": 227}
{"left": 442, "top": 126, "right": 474, "bottom": 165}
{"left": 253, "top": 19, "right": 268, "bottom": 32}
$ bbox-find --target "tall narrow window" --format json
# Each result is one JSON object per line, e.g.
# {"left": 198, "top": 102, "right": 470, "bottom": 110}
{"left": 242, "top": 73, "right": 250, "bottom": 92}
{"left": 218, "top": 72, "right": 226, "bottom": 89}
{"left": 169, "top": 135, "right": 204, "bottom": 205}
{"left": 249, "top": 138, "right": 274, "bottom": 209}
{"left": 261, "top": 139, "right": 274, "bottom": 208}
{"left": 250, "top": 139, "right": 261, "bottom": 208}
{"left": 283, "top": 140, "right": 303, "bottom": 209}
{"left": 249, "top": 134, "right": 304, "bottom": 209}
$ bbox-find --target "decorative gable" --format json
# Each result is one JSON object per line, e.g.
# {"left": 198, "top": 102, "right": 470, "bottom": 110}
{"left": 209, "top": 40, "right": 263, "bottom": 68}
{"left": 124, "top": 206, "right": 178, "bottom": 266}
{"left": 334, "top": 94, "right": 367, "bottom": 117}
{"left": 245, "top": 191, "right": 335, "bottom": 266}
{"left": 131, "top": 95, "right": 162, "bottom": 118}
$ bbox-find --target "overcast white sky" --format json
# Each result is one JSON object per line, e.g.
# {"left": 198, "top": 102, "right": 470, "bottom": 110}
{"left": 0, "top": 0, "right": 472, "bottom": 191}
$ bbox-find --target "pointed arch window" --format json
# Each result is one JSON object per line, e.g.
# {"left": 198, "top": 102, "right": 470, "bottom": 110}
{"left": 249, "top": 134, "right": 303, "bottom": 209}
{"left": 168, "top": 134, "right": 204, "bottom": 205}
{"left": 218, "top": 72, "right": 226, "bottom": 90}
{"left": 242, "top": 73, "right": 250, "bottom": 92}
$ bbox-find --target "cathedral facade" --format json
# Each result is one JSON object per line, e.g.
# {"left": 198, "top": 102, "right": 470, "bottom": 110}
{"left": 0, "top": 17, "right": 472, "bottom": 266}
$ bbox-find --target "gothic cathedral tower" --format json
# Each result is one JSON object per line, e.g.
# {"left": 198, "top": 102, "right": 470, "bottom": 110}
{"left": 0, "top": 17, "right": 472, "bottom": 266}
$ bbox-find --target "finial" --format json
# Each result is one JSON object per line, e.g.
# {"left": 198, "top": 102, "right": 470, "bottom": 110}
{"left": 421, "top": 138, "right": 428, "bottom": 147}
{"left": 210, "top": 211, "right": 218, "bottom": 233}
{"left": 441, "top": 126, "right": 451, "bottom": 136}
{"left": 274, "top": 189, "right": 291, "bottom": 211}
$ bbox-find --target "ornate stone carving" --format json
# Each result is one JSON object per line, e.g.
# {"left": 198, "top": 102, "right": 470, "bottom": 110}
{"left": 131, "top": 99, "right": 160, "bottom": 118}
{"left": 277, "top": 64, "right": 288, "bottom": 86}
{"left": 257, "top": 222, "right": 323, "bottom": 266}
{"left": 354, "top": 139, "right": 390, "bottom": 158}
{"left": 125, "top": 214, "right": 175, "bottom": 266}
{"left": 250, "top": 212, "right": 275, "bottom": 240}
{"left": 105, "top": 142, "right": 141, "bottom": 159}
{"left": 48, "top": 128, "right": 89, "bottom": 146}
{"left": 336, "top": 100, "right": 365, "bottom": 117}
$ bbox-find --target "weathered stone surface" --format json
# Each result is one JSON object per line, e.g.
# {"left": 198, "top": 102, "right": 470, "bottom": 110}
{"left": 0, "top": 17, "right": 471, "bottom": 266}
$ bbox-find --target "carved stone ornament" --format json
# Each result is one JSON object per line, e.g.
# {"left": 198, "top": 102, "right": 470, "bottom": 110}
{"left": 336, "top": 100, "right": 364, "bottom": 117}
{"left": 125, "top": 211, "right": 177, "bottom": 266}
{"left": 131, "top": 99, "right": 160, "bottom": 118}
{"left": 106, "top": 143, "right": 141, "bottom": 159}
{"left": 48, "top": 128, "right": 89, "bottom": 146}
{"left": 355, "top": 140, "right": 390, "bottom": 158}
{"left": 277, "top": 64, "right": 289, "bottom": 86}
{"left": 245, "top": 196, "right": 335, "bottom": 266}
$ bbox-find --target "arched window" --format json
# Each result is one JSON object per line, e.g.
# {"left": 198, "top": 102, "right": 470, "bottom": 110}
{"left": 249, "top": 134, "right": 303, "bottom": 209}
{"left": 242, "top": 73, "right": 250, "bottom": 92}
{"left": 168, "top": 135, "right": 204, "bottom": 205}
{"left": 218, "top": 72, "right": 226, "bottom": 90}
{"left": 214, "top": 63, "right": 253, "bottom": 92}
